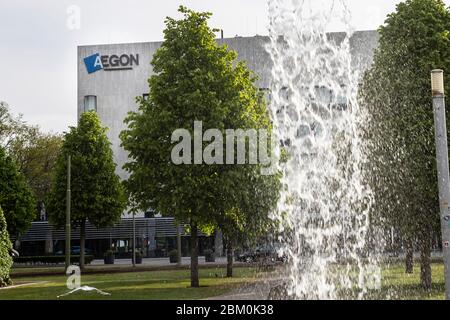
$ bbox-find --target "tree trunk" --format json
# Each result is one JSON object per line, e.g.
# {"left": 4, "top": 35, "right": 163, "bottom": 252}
{"left": 177, "top": 223, "right": 182, "bottom": 267}
{"left": 80, "top": 218, "right": 86, "bottom": 271}
{"left": 405, "top": 238, "right": 414, "bottom": 274}
{"left": 419, "top": 232, "right": 432, "bottom": 290}
{"left": 226, "top": 239, "right": 234, "bottom": 278}
{"left": 190, "top": 220, "right": 199, "bottom": 287}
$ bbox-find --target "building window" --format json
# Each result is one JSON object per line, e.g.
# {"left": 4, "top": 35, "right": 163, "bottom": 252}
{"left": 84, "top": 95, "right": 97, "bottom": 112}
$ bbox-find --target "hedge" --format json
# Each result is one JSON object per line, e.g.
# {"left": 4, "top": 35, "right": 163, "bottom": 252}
{"left": 13, "top": 255, "right": 94, "bottom": 265}
{"left": 0, "top": 206, "right": 13, "bottom": 287}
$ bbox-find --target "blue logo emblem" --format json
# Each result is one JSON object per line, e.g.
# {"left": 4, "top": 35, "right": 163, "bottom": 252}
{"left": 84, "top": 53, "right": 103, "bottom": 74}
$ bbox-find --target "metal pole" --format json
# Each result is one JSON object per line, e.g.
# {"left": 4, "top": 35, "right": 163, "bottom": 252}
{"left": 431, "top": 69, "right": 450, "bottom": 300}
{"left": 177, "top": 223, "right": 182, "bottom": 267}
{"left": 132, "top": 212, "right": 136, "bottom": 267}
{"left": 65, "top": 155, "right": 71, "bottom": 271}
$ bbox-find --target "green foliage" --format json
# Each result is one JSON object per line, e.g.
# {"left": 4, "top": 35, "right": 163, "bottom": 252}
{"left": 169, "top": 250, "right": 178, "bottom": 258}
{"left": 11, "top": 132, "right": 63, "bottom": 204}
{"left": 0, "top": 101, "right": 25, "bottom": 147}
{"left": 0, "top": 146, "right": 36, "bottom": 236}
{"left": 360, "top": 0, "right": 450, "bottom": 242}
{"left": 0, "top": 206, "right": 12, "bottom": 287}
{"left": 134, "top": 250, "right": 142, "bottom": 258}
{"left": 104, "top": 250, "right": 115, "bottom": 258}
{"left": 169, "top": 249, "right": 179, "bottom": 263}
{"left": 46, "top": 111, "right": 126, "bottom": 230}
{"left": 120, "top": 5, "right": 280, "bottom": 239}
{"left": 121, "top": 6, "right": 280, "bottom": 285}
{"left": 1, "top": 101, "right": 62, "bottom": 226}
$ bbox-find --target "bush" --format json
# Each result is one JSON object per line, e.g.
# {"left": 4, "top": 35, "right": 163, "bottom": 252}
{"left": 13, "top": 255, "right": 94, "bottom": 265}
{"left": 204, "top": 249, "right": 215, "bottom": 262}
{"left": 104, "top": 250, "right": 114, "bottom": 257}
{"left": 104, "top": 250, "right": 115, "bottom": 264}
{"left": 0, "top": 206, "right": 13, "bottom": 287}
{"left": 169, "top": 249, "right": 178, "bottom": 263}
{"left": 134, "top": 250, "right": 143, "bottom": 264}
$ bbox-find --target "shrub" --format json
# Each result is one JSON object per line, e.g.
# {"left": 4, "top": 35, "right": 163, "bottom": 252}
{"left": 134, "top": 250, "right": 143, "bottom": 264}
{"left": 134, "top": 250, "right": 142, "bottom": 258}
{"left": 0, "top": 206, "right": 13, "bottom": 287}
{"left": 204, "top": 249, "right": 215, "bottom": 262}
{"left": 169, "top": 249, "right": 178, "bottom": 263}
{"left": 104, "top": 250, "right": 114, "bottom": 258}
{"left": 104, "top": 249, "right": 115, "bottom": 264}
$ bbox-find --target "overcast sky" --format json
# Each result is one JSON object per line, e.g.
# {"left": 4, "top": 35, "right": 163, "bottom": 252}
{"left": 1, "top": 0, "right": 449, "bottom": 133}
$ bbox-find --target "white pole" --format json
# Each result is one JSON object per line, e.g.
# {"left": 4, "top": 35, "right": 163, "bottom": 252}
{"left": 65, "top": 155, "right": 71, "bottom": 271}
{"left": 132, "top": 211, "right": 136, "bottom": 267}
{"left": 177, "top": 223, "right": 182, "bottom": 267}
{"left": 431, "top": 69, "right": 450, "bottom": 300}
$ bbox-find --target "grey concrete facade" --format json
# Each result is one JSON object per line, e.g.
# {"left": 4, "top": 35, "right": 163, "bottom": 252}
{"left": 77, "top": 31, "right": 379, "bottom": 217}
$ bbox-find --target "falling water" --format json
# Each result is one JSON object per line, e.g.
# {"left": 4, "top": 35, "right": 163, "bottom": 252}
{"left": 266, "top": 0, "right": 383, "bottom": 299}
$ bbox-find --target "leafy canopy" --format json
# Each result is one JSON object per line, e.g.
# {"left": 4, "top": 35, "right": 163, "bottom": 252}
{"left": 0, "top": 146, "right": 36, "bottom": 236}
{"left": 360, "top": 0, "right": 450, "bottom": 238}
{"left": 1, "top": 101, "right": 62, "bottom": 220}
{"left": 10, "top": 131, "right": 63, "bottom": 204}
{"left": 0, "top": 206, "right": 13, "bottom": 287}
{"left": 120, "top": 6, "right": 280, "bottom": 234}
{"left": 46, "top": 111, "right": 126, "bottom": 228}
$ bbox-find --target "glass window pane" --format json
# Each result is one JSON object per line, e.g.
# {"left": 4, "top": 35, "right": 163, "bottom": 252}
{"left": 84, "top": 95, "right": 97, "bottom": 112}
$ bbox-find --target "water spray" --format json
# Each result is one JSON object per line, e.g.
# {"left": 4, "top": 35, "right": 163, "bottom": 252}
{"left": 267, "top": 0, "right": 382, "bottom": 300}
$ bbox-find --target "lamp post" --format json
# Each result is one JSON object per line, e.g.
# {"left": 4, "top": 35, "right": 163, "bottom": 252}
{"left": 132, "top": 211, "right": 136, "bottom": 267}
{"left": 431, "top": 69, "right": 450, "bottom": 300}
{"left": 177, "top": 223, "right": 182, "bottom": 267}
{"left": 65, "top": 155, "right": 71, "bottom": 271}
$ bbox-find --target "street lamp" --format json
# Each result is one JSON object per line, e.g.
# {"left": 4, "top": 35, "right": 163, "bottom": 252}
{"left": 132, "top": 211, "right": 136, "bottom": 267}
{"left": 65, "top": 155, "right": 71, "bottom": 271}
{"left": 431, "top": 69, "right": 450, "bottom": 300}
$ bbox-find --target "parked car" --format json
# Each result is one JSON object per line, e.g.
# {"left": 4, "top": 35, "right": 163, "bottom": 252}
{"left": 237, "top": 244, "right": 287, "bottom": 263}
{"left": 71, "top": 246, "right": 93, "bottom": 255}
{"left": 55, "top": 246, "right": 93, "bottom": 255}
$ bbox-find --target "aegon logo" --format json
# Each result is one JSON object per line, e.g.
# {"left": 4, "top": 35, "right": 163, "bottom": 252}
{"left": 84, "top": 53, "right": 139, "bottom": 74}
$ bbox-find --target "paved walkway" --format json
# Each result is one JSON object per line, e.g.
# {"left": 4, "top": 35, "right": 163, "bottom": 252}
{"left": 205, "top": 278, "right": 286, "bottom": 300}
{"left": 0, "top": 281, "right": 49, "bottom": 290}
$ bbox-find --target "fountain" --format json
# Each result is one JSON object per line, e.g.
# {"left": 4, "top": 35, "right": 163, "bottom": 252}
{"left": 266, "top": 0, "right": 384, "bottom": 299}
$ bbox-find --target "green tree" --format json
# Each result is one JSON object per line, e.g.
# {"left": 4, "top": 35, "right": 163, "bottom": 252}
{"left": 0, "top": 101, "right": 19, "bottom": 147}
{"left": 217, "top": 168, "right": 280, "bottom": 277}
{"left": 0, "top": 146, "right": 36, "bottom": 237}
{"left": 11, "top": 132, "right": 63, "bottom": 217}
{"left": 0, "top": 102, "right": 36, "bottom": 152}
{"left": 0, "top": 102, "right": 63, "bottom": 220}
{"left": 360, "top": 0, "right": 450, "bottom": 289}
{"left": 46, "top": 111, "right": 126, "bottom": 269}
{"left": 0, "top": 206, "right": 13, "bottom": 287}
{"left": 121, "top": 6, "right": 279, "bottom": 287}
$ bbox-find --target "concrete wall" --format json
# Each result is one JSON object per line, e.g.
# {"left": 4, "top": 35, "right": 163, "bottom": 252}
{"left": 77, "top": 31, "right": 379, "bottom": 216}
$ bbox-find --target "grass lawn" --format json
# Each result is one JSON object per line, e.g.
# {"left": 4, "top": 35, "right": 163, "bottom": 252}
{"left": 378, "top": 262, "right": 445, "bottom": 300}
{"left": 0, "top": 267, "right": 260, "bottom": 300}
{"left": 0, "top": 263, "right": 446, "bottom": 300}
